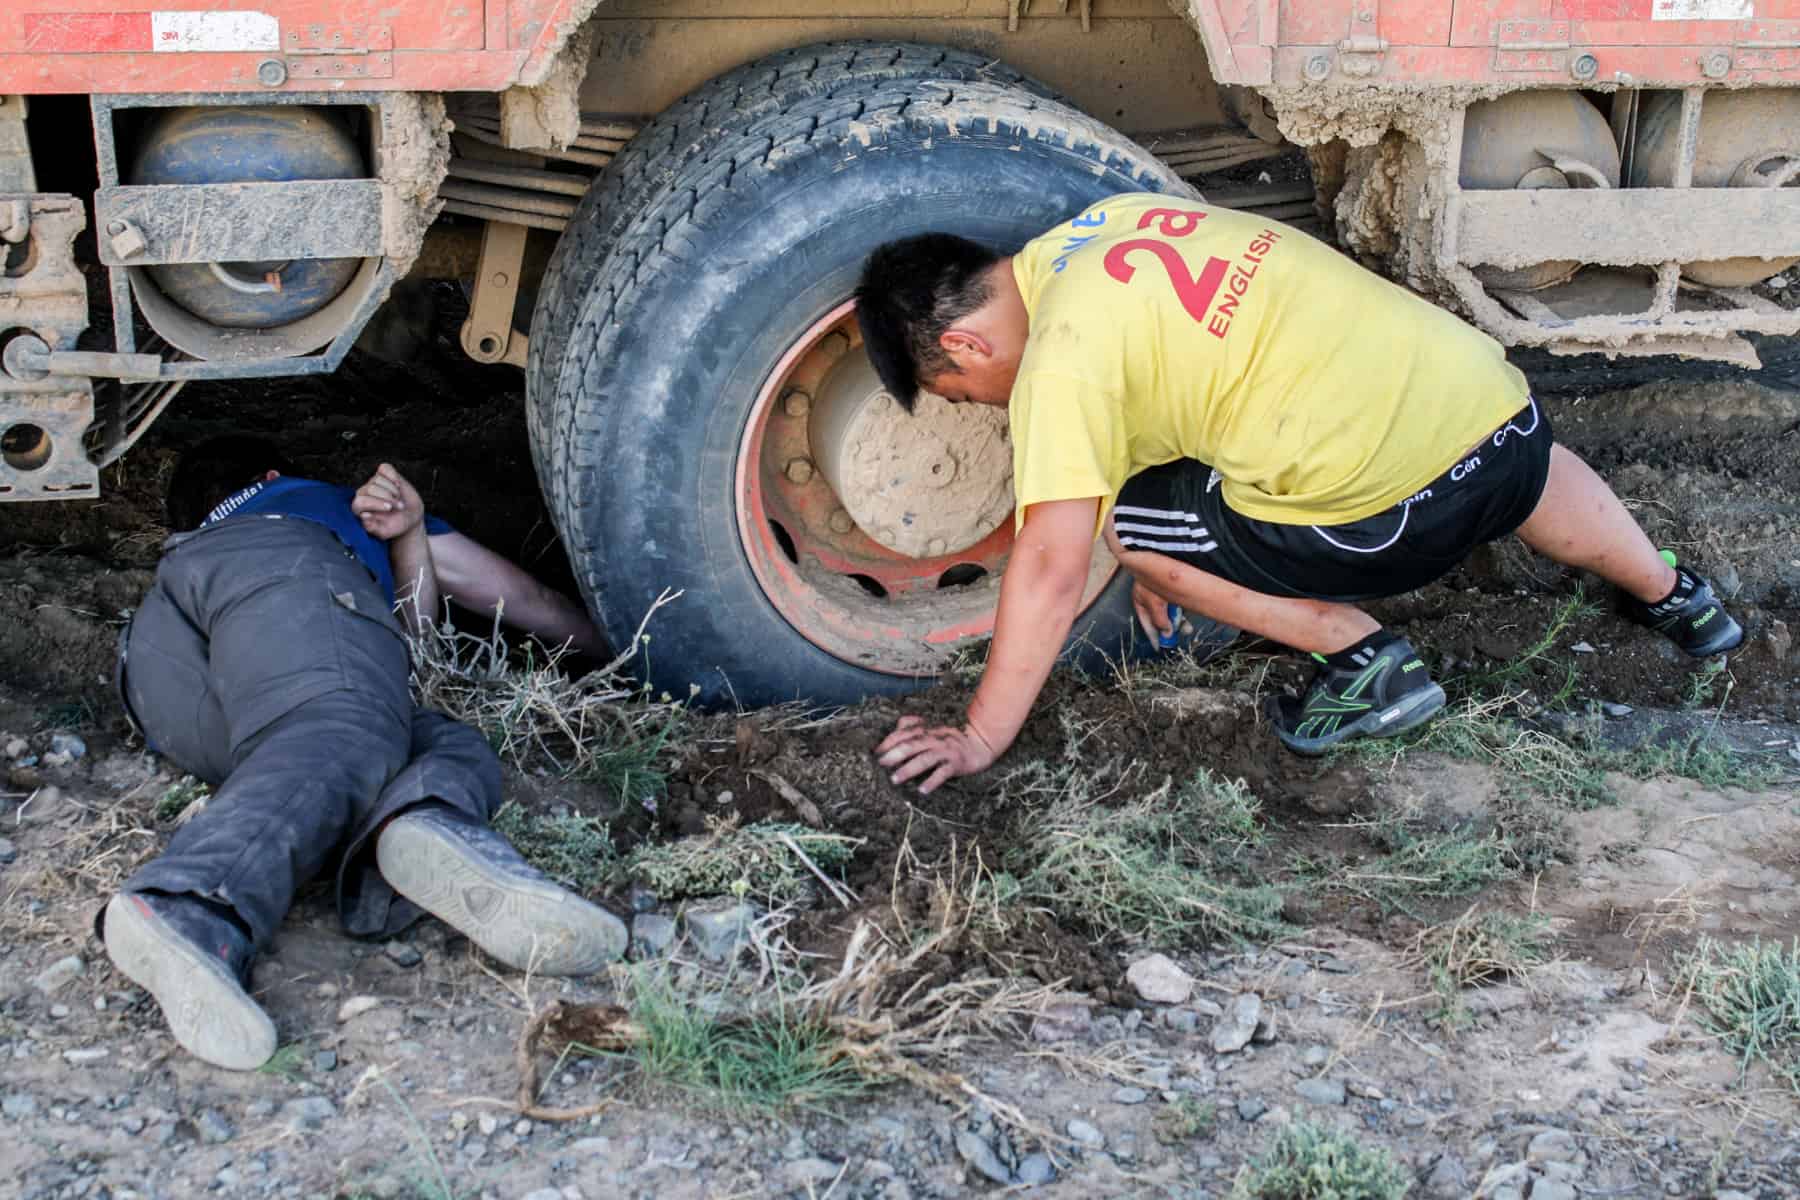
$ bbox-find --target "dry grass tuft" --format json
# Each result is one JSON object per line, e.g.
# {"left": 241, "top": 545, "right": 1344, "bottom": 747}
{"left": 407, "top": 591, "right": 685, "bottom": 809}
{"left": 624, "top": 813, "right": 860, "bottom": 906}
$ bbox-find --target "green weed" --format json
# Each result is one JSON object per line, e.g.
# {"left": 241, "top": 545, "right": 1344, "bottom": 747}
{"left": 1154, "top": 1096, "right": 1218, "bottom": 1144}
{"left": 1008, "top": 765, "right": 1286, "bottom": 946}
{"left": 490, "top": 801, "right": 618, "bottom": 896}
{"left": 256, "top": 1041, "right": 309, "bottom": 1083}
{"left": 625, "top": 817, "right": 858, "bottom": 905}
{"left": 1678, "top": 937, "right": 1800, "bottom": 1092}
{"left": 1605, "top": 725, "right": 1784, "bottom": 793}
{"left": 1335, "top": 819, "right": 1515, "bottom": 911}
{"left": 1230, "top": 1119, "right": 1409, "bottom": 1200}
{"left": 1680, "top": 658, "right": 1730, "bottom": 711}
{"left": 605, "top": 969, "right": 873, "bottom": 1113}
{"left": 154, "top": 776, "right": 210, "bottom": 823}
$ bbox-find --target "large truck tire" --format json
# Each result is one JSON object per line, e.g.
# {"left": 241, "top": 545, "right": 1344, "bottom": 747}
{"left": 537, "top": 72, "right": 1224, "bottom": 707}
{"left": 524, "top": 41, "right": 1060, "bottom": 487}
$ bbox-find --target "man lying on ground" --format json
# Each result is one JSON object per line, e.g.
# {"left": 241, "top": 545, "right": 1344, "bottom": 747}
{"left": 854, "top": 195, "right": 1742, "bottom": 795}
{"left": 99, "top": 437, "right": 626, "bottom": 1071}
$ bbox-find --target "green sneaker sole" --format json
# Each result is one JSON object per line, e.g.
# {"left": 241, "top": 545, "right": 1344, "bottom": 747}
{"left": 102, "top": 894, "right": 275, "bottom": 1072}
{"left": 1272, "top": 681, "right": 1447, "bottom": 757}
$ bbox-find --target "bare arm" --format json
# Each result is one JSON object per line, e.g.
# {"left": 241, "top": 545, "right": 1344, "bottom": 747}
{"left": 427, "top": 530, "right": 607, "bottom": 656}
{"left": 388, "top": 527, "right": 440, "bottom": 637}
{"left": 875, "top": 496, "right": 1099, "bottom": 794}
{"left": 350, "top": 463, "right": 439, "bottom": 636}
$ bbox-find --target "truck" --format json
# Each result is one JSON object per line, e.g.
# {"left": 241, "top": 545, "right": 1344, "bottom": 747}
{"left": 2, "top": 1, "right": 1796, "bottom": 706}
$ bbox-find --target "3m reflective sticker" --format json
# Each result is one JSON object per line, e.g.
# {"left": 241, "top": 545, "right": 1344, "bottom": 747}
{"left": 150, "top": 11, "right": 279, "bottom": 52}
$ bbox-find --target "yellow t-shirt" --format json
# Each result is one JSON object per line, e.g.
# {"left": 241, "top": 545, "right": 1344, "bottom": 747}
{"left": 1008, "top": 193, "right": 1530, "bottom": 531}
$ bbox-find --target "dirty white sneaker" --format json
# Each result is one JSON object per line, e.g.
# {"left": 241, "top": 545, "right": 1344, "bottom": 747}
{"left": 376, "top": 805, "right": 628, "bottom": 975}
{"left": 102, "top": 892, "right": 276, "bottom": 1071}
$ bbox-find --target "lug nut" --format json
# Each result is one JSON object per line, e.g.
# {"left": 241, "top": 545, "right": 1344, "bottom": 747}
{"left": 1304, "top": 54, "right": 1333, "bottom": 82}
{"left": 108, "top": 221, "right": 148, "bottom": 262}
{"left": 1570, "top": 52, "right": 1599, "bottom": 81}
{"left": 828, "top": 508, "right": 854, "bottom": 534}
{"left": 782, "top": 388, "right": 811, "bottom": 417}
{"left": 256, "top": 58, "right": 289, "bottom": 88}
{"left": 784, "top": 457, "right": 815, "bottom": 484}
{"left": 819, "top": 331, "right": 851, "bottom": 359}
{"left": 926, "top": 537, "right": 947, "bottom": 556}
{"left": 1702, "top": 51, "right": 1731, "bottom": 79}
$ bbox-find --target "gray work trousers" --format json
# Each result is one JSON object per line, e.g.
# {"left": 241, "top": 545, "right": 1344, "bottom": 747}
{"left": 117, "top": 516, "right": 499, "bottom": 947}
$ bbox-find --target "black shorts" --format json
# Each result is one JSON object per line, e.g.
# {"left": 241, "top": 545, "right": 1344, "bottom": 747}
{"left": 1112, "top": 399, "right": 1552, "bottom": 603}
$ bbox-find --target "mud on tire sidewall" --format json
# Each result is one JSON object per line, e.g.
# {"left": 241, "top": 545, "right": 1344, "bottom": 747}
{"left": 556, "top": 89, "right": 1191, "bottom": 707}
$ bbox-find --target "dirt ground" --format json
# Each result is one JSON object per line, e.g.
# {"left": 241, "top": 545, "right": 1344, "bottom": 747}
{"left": 2, "top": 295, "right": 1798, "bottom": 1200}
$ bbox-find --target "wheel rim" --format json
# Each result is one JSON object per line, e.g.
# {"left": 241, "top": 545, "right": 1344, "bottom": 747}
{"left": 736, "top": 300, "right": 1115, "bottom": 676}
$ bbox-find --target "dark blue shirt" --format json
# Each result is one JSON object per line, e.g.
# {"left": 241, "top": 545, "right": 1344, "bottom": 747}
{"left": 203, "top": 477, "right": 451, "bottom": 605}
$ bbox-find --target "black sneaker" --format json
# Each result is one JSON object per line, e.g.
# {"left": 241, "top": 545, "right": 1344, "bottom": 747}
{"left": 1267, "top": 635, "right": 1447, "bottom": 756}
{"left": 102, "top": 891, "right": 275, "bottom": 1071}
{"left": 376, "top": 804, "right": 628, "bottom": 975}
{"left": 1619, "top": 561, "right": 1743, "bottom": 657}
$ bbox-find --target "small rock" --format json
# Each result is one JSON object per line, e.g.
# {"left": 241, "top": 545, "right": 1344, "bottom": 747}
{"left": 1126, "top": 953, "right": 1194, "bottom": 1005}
{"left": 1716, "top": 562, "right": 1742, "bottom": 598}
{"left": 18, "top": 786, "right": 64, "bottom": 823}
{"left": 1423, "top": 1153, "right": 1467, "bottom": 1199}
{"left": 478, "top": 1114, "right": 499, "bottom": 1136}
{"left": 1768, "top": 273, "right": 1791, "bottom": 288}
{"left": 1191, "top": 997, "right": 1224, "bottom": 1018}
{"left": 0, "top": 837, "right": 16, "bottom": 864}
{"left": 1317, "top": 957, "right": 1355, "bottom": 974}
{"left": 1527, "top": 1130, "right": 1580, "bottom": 1164}
{"left": 1211, "top": 993, "right": 1262, "bottom": 1054}
{"left": 197, "top": 1108, "right": 235, "bottom": 1144}
{"left": 631, "top": 912, "right": 678, "bottom": 958}
{"left": 683, "top": 899, "right": 761, "bottom": 963}
{"left": 31, "top": 955, "right": 84, "bottom": 995}
{"left": 570, "top": 1136, "right": 611, "bottom": 1154}
{"left": 1295, "top": 1078, "right": 1346, "bottom": 1106}
{"left": 954, "top": 1130, "right": 1014, "bottom": 1185}
{"left": 520, "top": 1190, "right": 563, "bottom": 1200}
{"left": 1714, "top": 1191, "right": 1753, "bottom": 1200}
{"left": 627, "top": 884, "right": 659, "bottom": 913}
{"left": 1299, "top": 1045, "right": 1329, "bottom": 1069}
{"left": 1065, "top": 1118, "right": 1104, "bottom": 1148}
{"left": 1346, "top": 1081, "right": 1385, "bottom": 1100}
{"left": 245, "top": 1099, "right": 275, "bottom": 1119}
{"left": 1601, "top": 702, "right": 1633, "bottom": 718}
{"left": 313, "top": 1049, "right": 338, "bottom": 1073}
{"left": 1015, "top": 1152, "right": 1055, "bottom": 1185}
{"left": 282, "top": 1097, "right": 337, "bottom": 1131}
{"left": 1235, "top": 1097, "right": 1268, "bottom": 1122}
{"left": 49, "top": 1004, "right": 69, "bottom": 1019}
{"left": 337, "top": 995, "right": 383, "bottom": 1023}
{"left": 49, "top": 733, "right": 86, "bottom": 760}
{"left": 785, "top": 1158, "right": 843, "bottom": 1186}
{"left": 1111, "top": 1086, "right": 1149, "bottom": 1105}
{"left": 1162, "top": 1009, "right": 1199, "bottom": 1034}
{"left": 514, "top": 1118, "right": 533, "bottom": 1136}
{"left": 1252, "top": 1007, "right": 1279, "bottom": 1044}
{"left": 3, "top": 1094, "right": 40, "bottom": 1120}
{"left": 1531, "top": 1181, "right": 1578, "bottom": 1200}
{"left": 3, "top": 737, "right": 26, "bottom": 759}
{"left": 1466, "top": 986, "right": 1530, "bottom": 1016}
{"left": 62, "top": 1048, "right": 109, "bottom": 1065}
{"left": 1569, "top": 641, "right": 1596, "bottom": 654}
{"left": 1029, "top": 1002, "right": 1091, "bottom": 1043}
{"left": 120, "top": 1114, "right": 146, "bottom": 1135}
{"left": 383, "top": 941, "right": 423, "bottom": 969}
{"left": 1764, "top": 618, "right": 1792, "bottom": 663}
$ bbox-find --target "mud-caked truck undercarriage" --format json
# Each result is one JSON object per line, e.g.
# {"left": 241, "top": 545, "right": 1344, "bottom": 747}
{"left": 2, "top": 1, "right": 1796, "bottom": 706}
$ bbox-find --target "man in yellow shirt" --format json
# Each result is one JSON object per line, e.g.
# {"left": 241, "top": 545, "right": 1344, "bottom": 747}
{"left": 856, "top": 194, "right": 1742, "bottom": 793}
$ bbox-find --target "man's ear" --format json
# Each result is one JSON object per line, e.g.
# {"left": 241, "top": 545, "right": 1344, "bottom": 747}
{"left": 263, "top": 470, "right": 281, "bottom": 482}
{"left": 939, "top": 328, "right": 990, "bottom": 362}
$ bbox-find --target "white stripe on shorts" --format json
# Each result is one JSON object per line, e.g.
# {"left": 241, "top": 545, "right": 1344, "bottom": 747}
{"left": 1118, "top": 535, "right": 1219, "bottom": 553}
{"left": 1114, "top": 519, "right": 1211, "bottom": 538}
{"left": 1114, "top": 504, "right": 1202, "bottom": 523}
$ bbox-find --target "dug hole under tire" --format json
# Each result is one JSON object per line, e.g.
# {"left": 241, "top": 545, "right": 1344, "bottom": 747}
{"left": 534, "top": 66, "right": 1234, "bottom": 707}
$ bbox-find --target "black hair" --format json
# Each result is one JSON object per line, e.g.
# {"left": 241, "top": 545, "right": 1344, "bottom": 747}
{"left": 853, "top": 233, "right": 999, "bottom": 412}
{"left": 165, "top": 435, "right": 294, "bottom": 531}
